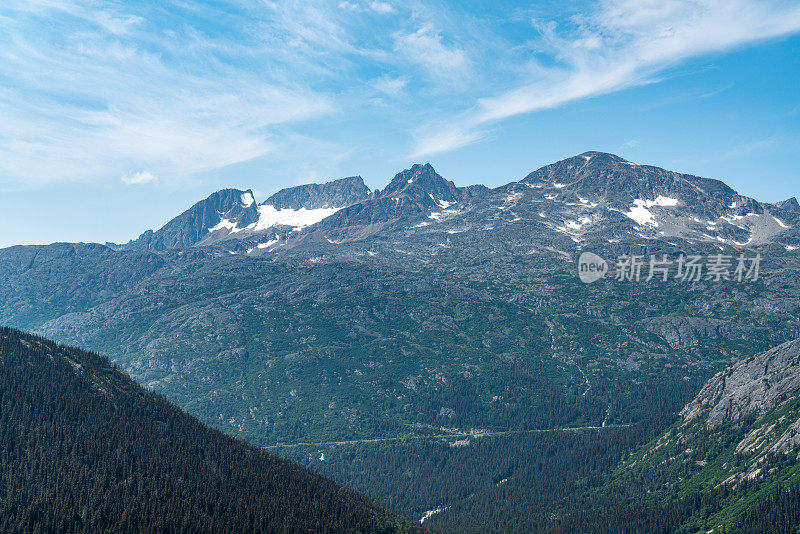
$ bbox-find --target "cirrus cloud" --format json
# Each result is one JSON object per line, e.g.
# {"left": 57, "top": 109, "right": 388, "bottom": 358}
{"left": 411, "top": 0, "right": 800, "bottom": 157}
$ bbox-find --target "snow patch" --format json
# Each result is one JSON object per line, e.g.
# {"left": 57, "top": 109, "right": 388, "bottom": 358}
{"left": 624, "top": 201, "right": 655, "bottom": 226}
{"left": 208, "top": 218, "right": 241, "bottom": 233}
{"left": 240, "top": 192, "right": 255, "bottom": 207}
{"left": 431, "top": 194, "right": 453, "bottom": 209}
{"left": 773, "top": 215, "right": 790, "bottom": 229}
{"left": 622, "top": 196, "right": 679, "bottom": 226}
{"left": 649, "top": 196, "right": 679, "bottom": 207}
{"left": 254, "top": 204, "right": 340, "bottom": 231}
{"left": 420, "top": 506, "right": 450, "bottom": 524}
{"left": 256, "top": 236, "right": 280, "bottom": 249}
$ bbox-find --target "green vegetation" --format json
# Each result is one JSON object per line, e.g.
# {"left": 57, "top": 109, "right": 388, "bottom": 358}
{"left": 2, "top": 242, "right": 800, "bottom": 531}
{"left": 0, "top": 327, "right": 418, "bottom": 533}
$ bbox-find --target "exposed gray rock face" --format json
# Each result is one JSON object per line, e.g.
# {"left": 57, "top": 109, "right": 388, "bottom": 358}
{"left": 312, "top": 163, "right": 487, "bottom": 241}
{"left": 264, "top": 176, "right": 371, "bottom": 210}
{"left": 641, "top": 317, "right": 753, "bottom": 348}
{"left": 110, "top": 152, "right": 797, "bottom": 253}
{"left": 775, "top": 197, "right": 800, "bottom": 213}
{"left": 379, "top": 163, "right": 464, "bottom": 204}
{"left": 126, "top": 189, "right": 258, "bottom": 250}
{"left": 521, "top": 151, "right": 765, "bottom": 221}
{"left": 511, "top": 151, "right": 797, "bottom": 247}
{"left": 681, "top": 338, "right": 800, "bottom": 427}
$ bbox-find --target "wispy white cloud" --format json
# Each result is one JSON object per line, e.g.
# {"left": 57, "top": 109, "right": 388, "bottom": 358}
{"left": 412, "top": 0, "right": 800, "bottom": 157}
{"left": 2, "top": 0, "right": 798, "bottom": 186}
{"left": 372, "top": 74, "right": 408, "bottom": 96}
{"left": 0, "top": 0, "right": 341, "bottom": 186}
{"left": 122, "top": 171, "right": 158, "bottom": 185}
{"left": 337, "top": 1, "right": 394, "bottom": 15}
{"left": 393, "top": 23, "right": 470, "bottom": 80}
{"left": 370, "top": 2, "right": 395, "bottom": 15}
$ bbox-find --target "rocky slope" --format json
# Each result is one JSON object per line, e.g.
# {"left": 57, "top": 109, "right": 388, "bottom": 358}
{"left": 125, "top": 188, "right": 259, "bottom": 250}
{"left": 682, "top": 338, "right": 800, "bottom": 430}
{"left": 775, "top": 196, "right": 800, "bottom": 213}
{"left": 113, "top": 153, "right": 799, "bottom": 255}
{"left": 310, "top": 163, "right": 488, "bottom": 242}
{"left": 608, "top": 338, "right": 800, "bottom": 532}
{"left": 265, "top": 175, "right": 371, "bottom": 210}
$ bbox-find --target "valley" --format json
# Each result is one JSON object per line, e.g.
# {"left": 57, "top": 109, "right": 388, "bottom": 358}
{"left": 2, "top": 153, "right": 800, "bottom": 531}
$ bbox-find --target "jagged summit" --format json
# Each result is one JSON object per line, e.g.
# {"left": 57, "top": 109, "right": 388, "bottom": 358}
{"left": 265, "top": 176, "right": 371, "bottom": 210}
{"left": 775, "top": 196, "right": 800, "bottom": 213}
{"left": 308, "top": 164, "right": 468, "bottom": 242}
{"left": 115, "top": 153, "right": 798, "bottom": 252}
{"left": 379, "top": 163, "right": 461, "bottom": 204}
{"left": 126, "top": 188, "right": 258, "bottom": 251}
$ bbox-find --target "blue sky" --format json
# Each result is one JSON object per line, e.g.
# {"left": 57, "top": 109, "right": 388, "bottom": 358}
{"left": 0, "top": 0, "right": 798, "bottom": 247}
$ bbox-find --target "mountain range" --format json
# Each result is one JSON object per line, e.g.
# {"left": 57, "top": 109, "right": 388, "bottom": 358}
{"left": 2, "top": 151, "right": 800, "bottom": 532}
{"left": 116, "top": 152, "right": 800, "bottom": 256}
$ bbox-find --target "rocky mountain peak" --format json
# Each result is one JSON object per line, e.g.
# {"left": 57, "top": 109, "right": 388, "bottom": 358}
{"left": 776, "top": 196, "right": 800, "bottom": 213}
{"left": 116, "top": 153, "right": 797, "bottom": 253}
{"left": 379, "top": 163, "right": 462, "bottom": 204}
{"left": 264, "top": 176, "right": 371, "bottom": 210}
{"left": 522, "top": 151, "right": 759, "bottom": 215}
{"left": 125, "top": 188, "right": 259, "bottom": 250}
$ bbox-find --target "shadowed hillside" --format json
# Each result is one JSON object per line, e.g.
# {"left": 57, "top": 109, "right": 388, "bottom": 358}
{"left": 0, "top": 327, "right": 419, "bottom": 533}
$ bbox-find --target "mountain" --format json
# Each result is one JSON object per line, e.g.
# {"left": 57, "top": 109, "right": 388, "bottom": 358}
{"left": 2, "top": 151, "right": 800, "bottom": 531}
{"left": 125, "top": 188, "right": 259, "bottom": 250}
{"left": 120, "top": 176, "right": 374, "bottom": 252}
{"left": 0, "top": 326, "right": 417, "bottom": 533}
{"left": 310, "top": 163, "right": 488, "bottom": 242}
{"left": 775, "top": 196, "right": 800, "bottom": 213}
{"left": 115, "top": 154, "right": 799, "bottom": 254}
{"left": 579, "top": 338, "right": 800, "bottom": 533}
{"left": 515, "top": 151, "right": 794, "bottom": 248}
{"left": 247, "top": 176, "right": 375, "bottom": 247}
{"left": 265, "top": 175, "right": 371, "bottom": 210}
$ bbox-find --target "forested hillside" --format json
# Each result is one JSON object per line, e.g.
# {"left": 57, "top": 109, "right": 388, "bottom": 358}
{"left": 528, "top": 340, "right": 800, "bottom": 533}
{"left": 0, "top": 327, "right": 418, "bottom": 533}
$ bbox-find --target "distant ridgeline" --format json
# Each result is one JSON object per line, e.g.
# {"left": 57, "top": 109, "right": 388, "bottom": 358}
{"left": 0, "top": 327, "right": 418, "bottom": 533}
{"left": 2, "top": 152, "right": 800, "bottom": 532}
